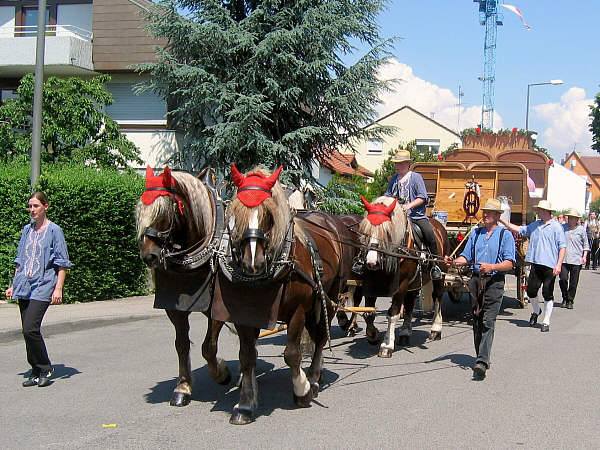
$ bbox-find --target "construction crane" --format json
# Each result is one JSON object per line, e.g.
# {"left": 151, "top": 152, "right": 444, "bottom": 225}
{"left": 474, "top": 0, "right": 503, "bottom": 130}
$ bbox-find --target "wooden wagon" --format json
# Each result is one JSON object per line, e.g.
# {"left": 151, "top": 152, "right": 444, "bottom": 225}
{"left": 412, "top": 134, "right": 551, "bottom": 307}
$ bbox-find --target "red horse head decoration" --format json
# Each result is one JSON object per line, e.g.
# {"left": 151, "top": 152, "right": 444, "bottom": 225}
{"left": 361, "top": 196, "right": 397, "bottom": 225}
{"left": 231, "top": 163, "right": 283, "bottom": 208}
{"left": 141, "top": 166, "right": 183, "bottom": 214}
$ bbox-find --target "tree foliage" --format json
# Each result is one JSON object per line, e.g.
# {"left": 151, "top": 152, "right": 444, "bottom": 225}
{"left": 0, "top": 74, "right": 141, "bottom": 168}
{"left": 318, "top": 173, "right": 369, "bottom": 214}
{"left": 141, "top": 0, "right": 394, "bottom": 181}
{"left": 590, "top": 92, "right": 600, "bottom": 154}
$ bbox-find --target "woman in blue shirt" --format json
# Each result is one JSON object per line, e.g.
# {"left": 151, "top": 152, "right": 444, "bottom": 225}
{"left": 4, "top": 192, "right": 71, "bottom": 387}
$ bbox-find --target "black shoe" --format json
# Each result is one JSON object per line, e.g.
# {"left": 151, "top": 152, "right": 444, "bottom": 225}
{"left": 473, "top": 362, "right": 487, "bottom": 378}
{"left": 22, "top": 376, "right": 39, "bottom": 387}
{"left": 540, "top": 324, "right": 550, "bottom": 332}
{"left": 37, "top": 369, "right": 53, "bottom": 387}
{"left": 529, "top": 312, "right": 540, "bottom": 326}
{"left": 566, "top": 302, "right": 573, "bottom": 310}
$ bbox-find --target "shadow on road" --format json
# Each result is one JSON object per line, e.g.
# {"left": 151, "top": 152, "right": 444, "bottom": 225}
{"left": 18, "top": 363, "right": 81, "bottom": 381}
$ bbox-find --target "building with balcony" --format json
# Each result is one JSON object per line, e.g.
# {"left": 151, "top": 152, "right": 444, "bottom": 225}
{"left": 0, "top": 0, "right": 178, "bottom": 169}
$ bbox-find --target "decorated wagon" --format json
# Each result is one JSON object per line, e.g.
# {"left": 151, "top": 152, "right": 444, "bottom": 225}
{"left": 411, "top": 132, "right": 551, "bottom": 307}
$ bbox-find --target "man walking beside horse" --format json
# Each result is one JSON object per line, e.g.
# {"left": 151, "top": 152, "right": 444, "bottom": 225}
{"left": 444, "top": 198, "right": 515, "bottom": 379}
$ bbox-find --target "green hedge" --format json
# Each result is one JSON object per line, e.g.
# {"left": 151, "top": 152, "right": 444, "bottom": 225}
{"left": 0, "top": 163, "right": 149, "bottom": 303}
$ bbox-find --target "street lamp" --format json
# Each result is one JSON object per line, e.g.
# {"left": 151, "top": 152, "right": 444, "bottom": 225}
{"left": 525, "top": 79, "right": 563, "bottom": 132}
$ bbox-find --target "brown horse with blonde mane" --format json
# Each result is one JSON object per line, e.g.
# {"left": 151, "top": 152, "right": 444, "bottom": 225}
{"left": 213, "top": 163, "right": 355, "bottom": 425}
{"left": 358, "top": 195, "right": 450, "bottom": 358}
{"left": 136, "top": 166, "right": 230, "bottom": 407}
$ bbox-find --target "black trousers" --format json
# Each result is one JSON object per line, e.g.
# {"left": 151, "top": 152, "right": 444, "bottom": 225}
{"left": 526, "top": 264, "right": 556, "bottom": 302}
{"left": 468, "top": 273, "right": 505, "bottom": 368}
{"left": 18, "top": 299, "right": 52, "bottom": 374}
{"left": 559, "top": 263, "right": 581, "bottom": 304}
{"left": 587, "top": 238, "right": 599, "bottom": 269}
{"left": 412, "top": 218, "right": 440, "bottom": 256}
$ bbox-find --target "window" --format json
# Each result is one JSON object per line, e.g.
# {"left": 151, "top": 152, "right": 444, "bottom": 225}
{"left": 367, "top": 139, "right": 383, "bottom": 155}
{"left": 416, "top": 139, "right": 440, "bottom": 155}
{"left": 20, "top": 7, "right": 49, "bottom": 36}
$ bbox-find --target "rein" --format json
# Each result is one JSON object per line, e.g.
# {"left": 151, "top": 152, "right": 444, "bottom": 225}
{"left": 294, "top": 214, "right": 447, "bottom": 264}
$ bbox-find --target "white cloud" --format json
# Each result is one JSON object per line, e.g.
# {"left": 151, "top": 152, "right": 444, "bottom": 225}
{"left": 533, "top": 87, "right": 594, "bottom": 157}
{"left": 375, "top": 58, "right": 503, "bottom": 131}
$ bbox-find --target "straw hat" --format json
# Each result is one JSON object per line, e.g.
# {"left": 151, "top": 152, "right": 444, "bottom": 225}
{"left": 535, "top": 200, "right": 553, "bottom": 211}
{"left": 391, "top": 149, "right": 411, "bottom": 163}
{"left": 565, "top": 208, "right": 581, "bottom": 218}
{"left": 481, "top": 198, "right": 504, "bottom": 213}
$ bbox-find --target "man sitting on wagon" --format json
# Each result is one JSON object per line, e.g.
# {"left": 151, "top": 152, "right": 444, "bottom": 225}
{"left": 444, "top": 198, "right": 515, "bottom": 379}
{"left": 384, "top": 149, "right": 442, "bottom": 280}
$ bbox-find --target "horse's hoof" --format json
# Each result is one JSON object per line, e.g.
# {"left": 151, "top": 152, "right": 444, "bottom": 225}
{"left": 347, "top": 326, "right": 358, "bottom": 337}
{"left": 310, "top": 382, "right": 320, "bottom": 398}
{"left": 293, "top": 390, "right": 313, "bottom": 408}
{"left": 428, "top": 331, "right": 442, "bottom": 341}
{"left": 216, "top": 368, "right": 232, "bottom": 385}
{"left": 170, "top": 392, "right": 191, "bottom": 407}
{"left": 230, "top": 407, "right": 254, "bottom": 425}
{"left": 367, "top": 332, "right": 380, "bottom": 345}
{"left": 378, "top": 347, "right": 393, "bottom": 358}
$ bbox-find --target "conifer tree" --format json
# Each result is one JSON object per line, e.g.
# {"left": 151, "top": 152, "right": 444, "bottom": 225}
{"left": 141, "top": 0, "right": 393, "bottom": 180}
{"left": 590, "top": 92, "right": 600, "bottom": 154}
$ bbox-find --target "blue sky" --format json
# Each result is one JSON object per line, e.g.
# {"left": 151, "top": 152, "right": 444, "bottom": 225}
{"left": 346, "top": 0, "right": 598, "bottom": 159}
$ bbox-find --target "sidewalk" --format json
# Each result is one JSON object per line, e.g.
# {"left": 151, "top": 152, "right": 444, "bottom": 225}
{"left": 0, "top": 295, "right": 163, "bottom": 344}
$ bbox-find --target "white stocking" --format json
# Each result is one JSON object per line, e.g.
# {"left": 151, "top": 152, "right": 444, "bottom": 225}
{"left": 529, "top": 296, "right": 541, "bottom": 315}
{"left": 542, "top": 300, "right": 553, "bottom": 325}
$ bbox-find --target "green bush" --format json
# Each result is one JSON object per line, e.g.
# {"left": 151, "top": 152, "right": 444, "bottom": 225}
{"left": 0, "top": 163, "right": 149, "bottom": 302}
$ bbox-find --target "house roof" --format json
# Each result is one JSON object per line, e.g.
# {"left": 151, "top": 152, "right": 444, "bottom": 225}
{"left": 564, "top": 151, "right": 600, "bottom": 192}
{"left": 579, "top": 156, "right": 600, "bottom": 175}
{"left": 365, "top": 105, "right": 461, "bottom": 139}
{"left": 320, "top": 150, "right": 374, "bottom": 178}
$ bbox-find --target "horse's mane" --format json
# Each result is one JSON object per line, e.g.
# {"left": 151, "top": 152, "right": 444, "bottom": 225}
{"left": 227, "top": 167, "right": 292, "bottom": 253}
{"left": 135, "top": 171, "right": 213, "bottom": 241}
{"left": 358, "top": 196, "right": 407, "bottom": 273}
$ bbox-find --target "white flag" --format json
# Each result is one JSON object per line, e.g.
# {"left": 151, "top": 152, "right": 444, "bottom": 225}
{"left": 501, "top": 4, "right": 532, "bottom": 30}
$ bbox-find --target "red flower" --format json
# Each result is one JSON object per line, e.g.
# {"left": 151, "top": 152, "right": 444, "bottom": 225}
{"left": 512, "top": 127, "right": 518, "bottom": 133}
{"left": 475, "top": 127, "right": 481, "bottom": 133}
{"left": 457, "top": 233, "right": 465, "bottom": 242}
{"left": 437, "top": 154, "right": 442, "bottom": 160}
{"left": 549, "top": 159, "right": 554, "bottom": 165}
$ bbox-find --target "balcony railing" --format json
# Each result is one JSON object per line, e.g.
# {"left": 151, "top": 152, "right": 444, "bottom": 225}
{"left": 0, "top": 25, "right": 92, "bottom": 41}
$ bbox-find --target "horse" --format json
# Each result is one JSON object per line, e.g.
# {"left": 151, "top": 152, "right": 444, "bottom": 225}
{"left": 135, "top": 166, "right": 231, "bottom": 407}
{"left": 357, "top": 196, "right": 450, "bottom": 358}
{"left": 213, "top": 163, "right": 355, "bottom": 425}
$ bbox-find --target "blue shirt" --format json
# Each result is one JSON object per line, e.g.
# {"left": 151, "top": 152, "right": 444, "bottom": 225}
{"left": 12, "top": 221, "right": 72, "bottom": 302}
{"left": 460, "top": 225, "right": 516, "bottom": 273}
{"left": 562, "top": 223, "right": 589, "bottom": 265}
{"left": 384, "top": 171, "right": 428, "bottom": 219}
{"left": 519, "top": 219, "right": 566, "bottom": 269}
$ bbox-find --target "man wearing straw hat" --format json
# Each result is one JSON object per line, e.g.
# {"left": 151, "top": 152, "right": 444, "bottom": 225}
{"left": 559, "top": 208, "right": 589, "bottom": 309}
{"left": 500, "top": 200, "right": 566, "bottom": 332}
{"left": 444, "top": 198, "right": 515, "bottom": 379}
{"left": 385, "top": 148, "right": 442, "bottom": 280}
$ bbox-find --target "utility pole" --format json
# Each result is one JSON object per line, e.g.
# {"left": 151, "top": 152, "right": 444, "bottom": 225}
{"left": 30, "top": 0, "right": 47, "bottom": 190}
{"left": 456, "top": 85, "right": 464, "bottom": 132}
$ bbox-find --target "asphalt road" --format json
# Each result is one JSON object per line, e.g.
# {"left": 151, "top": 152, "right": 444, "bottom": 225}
{"left": 2, "top": 272, "right": 600, "bottom": 449}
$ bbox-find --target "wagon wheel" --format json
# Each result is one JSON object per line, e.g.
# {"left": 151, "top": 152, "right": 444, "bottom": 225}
{"left": 516, "top": 266, "right": 528, "bottom": 308}
{"left": 463, "top": 191, "right": 480, "bottom": 218}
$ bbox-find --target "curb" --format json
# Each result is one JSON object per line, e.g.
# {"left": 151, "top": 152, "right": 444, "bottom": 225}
{"left": 0, "top": 314, "right": 161, "bottom": 344}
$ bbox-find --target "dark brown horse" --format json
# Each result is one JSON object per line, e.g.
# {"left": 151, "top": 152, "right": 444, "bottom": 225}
{"left": 135, "top": 166, "right": 230, "bottom": 407}
{"left": 214, "top": 164, "right": 355, "bottom": 425}
{"left": 357, "top": 196, "right": 450, "bottom": 358}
